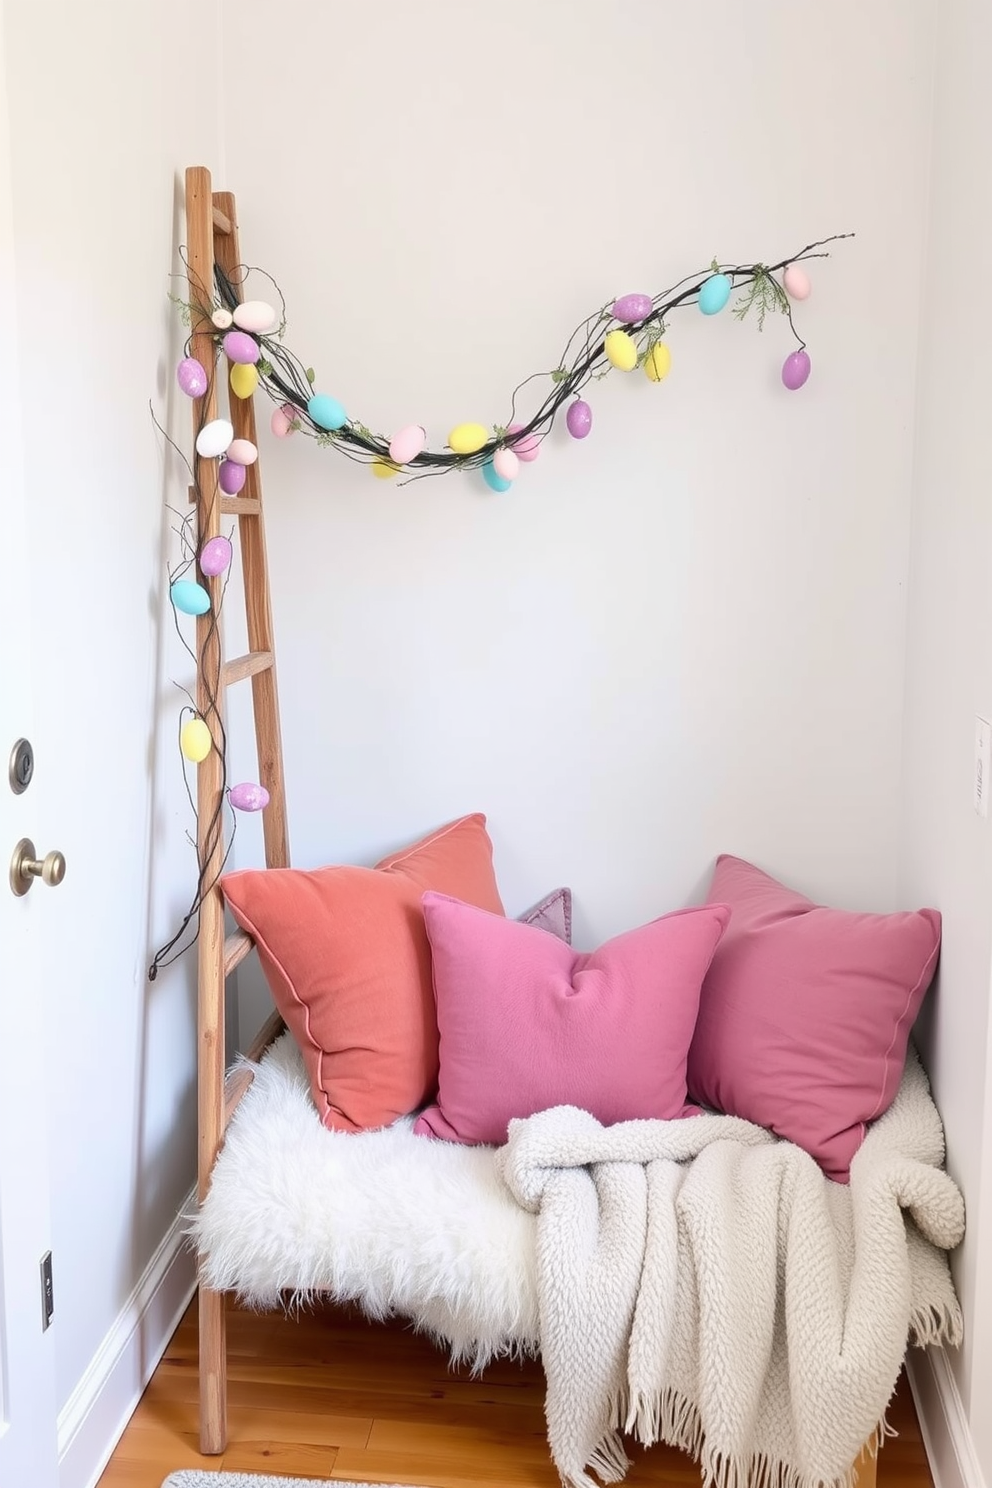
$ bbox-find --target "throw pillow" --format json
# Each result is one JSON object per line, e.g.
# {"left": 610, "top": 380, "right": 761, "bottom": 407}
{"left": 685, "top": 854, "right": 941, "bottom": 1182}
{"left": 221, "top": 813, "right": 505, "bottom": 1133}
{"left": 414, "top": 892, "right": 731, "bottom": 1145}
{"left": 516, "top": 885, "right": 572, "bottom": 944}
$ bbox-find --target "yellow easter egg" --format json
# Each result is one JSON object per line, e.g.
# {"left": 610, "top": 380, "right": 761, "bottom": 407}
{"left": 604, "top": 329, "right": 637, "bottom": 371}
{"left": 371, "top": 459, "right": 400, "bottom": 479}
{"left": 448, "top": 422, "right": 488, "bottom": 455}
{"left": 230, "top": 362, "right": 259, "bottom": 399}
{"left": 180, "top": 717, "right": 212, "bottom": 763}
{"left": 644, "top": 342, "right": 672, "bottom": 383}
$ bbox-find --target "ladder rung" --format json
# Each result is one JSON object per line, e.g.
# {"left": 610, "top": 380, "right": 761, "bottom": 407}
{"left": 224, "top": 928, "right": 254, "bottom": 976}
{"left": 222, "top": 650, "right": 273, "bottom": 687}
{"left": 212, "top": 204, "right": 233, "bottom": 235}
{"left": 187, "top": 485, "right": 261, "bottom": 517}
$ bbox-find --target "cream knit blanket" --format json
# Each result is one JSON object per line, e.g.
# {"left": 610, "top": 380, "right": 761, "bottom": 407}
{"left": 496, "top": 1047, "right": 964, "bottom": 1488}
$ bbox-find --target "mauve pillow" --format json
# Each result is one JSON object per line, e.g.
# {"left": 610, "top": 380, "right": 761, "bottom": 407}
{"left": 516, "top": 885, "right": 572, "bottom": 943}
{"left": 686, "top": 855, "right": 941, "bottom": 1182}
{"left": 414, "top": 892, "right": 731, "bottom": 1145}
{"left": 221, "top": 814, "right": 504, "bottom": 1133}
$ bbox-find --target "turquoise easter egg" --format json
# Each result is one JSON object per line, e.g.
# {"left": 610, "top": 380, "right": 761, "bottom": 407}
{"left": 482, "top": 459, "right": 512, "bottom": 493}
{"left": 307, "top": 394, "right": 348, "bottom": 431}
{"left": 171, "top": 579, "right": 211, "bottom": 616}
{"left": 698, "top": 273, "right": 732, "bottom": 315}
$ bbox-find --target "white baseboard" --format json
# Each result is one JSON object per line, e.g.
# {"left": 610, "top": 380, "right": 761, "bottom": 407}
{"left": 57, "top": 1188, "right": 198, "bottom": 1488}
{"left": 906, "top": 1345, "right": 988, "bottom": 1488}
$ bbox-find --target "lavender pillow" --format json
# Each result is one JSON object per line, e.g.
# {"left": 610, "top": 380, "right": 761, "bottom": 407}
{"left": 516, "top": 886, "right": 572, "bottom": 944}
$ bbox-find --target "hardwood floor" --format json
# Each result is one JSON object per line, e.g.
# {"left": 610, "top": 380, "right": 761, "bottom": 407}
{"left": 97, "top": 1292, "right": 933, "bottom": 1487}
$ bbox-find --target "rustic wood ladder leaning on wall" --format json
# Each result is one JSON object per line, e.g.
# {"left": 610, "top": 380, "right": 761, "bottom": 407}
{"left": 185, "top": 163, "right": 289, "bottom": 1454}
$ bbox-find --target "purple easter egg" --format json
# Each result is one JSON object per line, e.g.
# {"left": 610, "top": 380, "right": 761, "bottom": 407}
{"left": 199, "top": 536, "right": 233, "bottom": 577}
{"left": 222, "top": 330, "right": 260, "bottom": 365}
{"left": 176, "top": 356, "right": 208, "bottom": 398}
{"left": 229, "top": 781, "right": 270, "bottom": 813}
{"left": 506, "top": 420, "right": 541, "bottom": 462}
{"left": 566, "top": 399, "right": 592, "bottom": 439}
{"left": 782, "top": 349, "right": 812, "bottom": 391}
{"left": 612, "top": 292, "right": 653, "bottom": 324}
{"left": 218, "top": 459, "right": 246, "bottom": 494}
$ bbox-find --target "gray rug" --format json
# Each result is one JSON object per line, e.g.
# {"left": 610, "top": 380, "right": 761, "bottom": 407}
{"left": 163, "top": 1476, "right": 422, "bottom": 1488}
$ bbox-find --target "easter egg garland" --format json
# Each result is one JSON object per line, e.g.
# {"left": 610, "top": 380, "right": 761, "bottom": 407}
{"left": 172, "top": 235, "right": 852, "bottom": 493}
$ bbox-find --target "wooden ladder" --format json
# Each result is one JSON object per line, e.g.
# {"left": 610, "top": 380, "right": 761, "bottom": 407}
{"left": 185, "top": 163, "right": 289, "bottom": 1453}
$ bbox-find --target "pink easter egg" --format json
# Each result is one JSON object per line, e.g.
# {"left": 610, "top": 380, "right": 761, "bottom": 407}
{"left": 388, "top": 424, "right": 427, "bottom": 465}
{"left": 783, "top": 264, "right": 811, "bottom": 301}
{"left": 506, "top": 421, "right": 540, "bottom": 462}
{"left": 493, "top": 448, "right": 520, "bottom": 481}
{"left": 227, "top": 438, "right": 258, "bottom": 466}
{"left": 223, "top": 330, "right": 260, "bottom": 365}
{"left": 176, "top": 357, "right": 208, "bottom": 398}
{"left": 229, "top": 781, "right": 270, "bottom": 813}
{"left": 218, "top": 459, "right": 246, "bottom": 494}
{"left": 566, "top": 400, "right": 592, "bottom": 439}
{"left": 270, "top": 403, "right": 299, "bottom": 438}
{"left": 199, "top": 536, "right": 233, "bottom": 577}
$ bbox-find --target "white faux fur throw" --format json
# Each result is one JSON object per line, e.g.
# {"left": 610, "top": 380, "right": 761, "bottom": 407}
{"left": 495, "top": 1046, "right": 964, "bottom": 1488}
{"left": 192, "top": 1036, "right": 963, "bottom": 1488}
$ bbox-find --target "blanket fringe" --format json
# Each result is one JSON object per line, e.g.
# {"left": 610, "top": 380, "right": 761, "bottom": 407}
{"left": 617, "top": 1387, "right": 884, "bottom": 1488}
{"left": 910, "top": 1299, "right": 963, "bottom": 1349}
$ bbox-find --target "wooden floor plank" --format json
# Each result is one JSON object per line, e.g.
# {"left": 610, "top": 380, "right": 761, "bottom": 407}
{"left": 97, "top": 1292, "right": 934, "bottom": 1488}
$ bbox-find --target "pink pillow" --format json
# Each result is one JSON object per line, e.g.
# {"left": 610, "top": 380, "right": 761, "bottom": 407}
{"left": 686, "top": 855, "right": 941, "bottom": 1183}
{"left": 414, "top": 892, "right": 731, "bottom": 1145}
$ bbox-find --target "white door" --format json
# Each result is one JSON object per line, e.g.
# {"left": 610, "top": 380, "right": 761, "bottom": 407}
{"left": 0, "top": 12, "right": 60, "bottom": 1484}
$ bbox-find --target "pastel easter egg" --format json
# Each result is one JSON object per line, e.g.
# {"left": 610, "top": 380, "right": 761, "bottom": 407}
{"left": 195, "top": 418, "right": 233, "bottom": 458}
{"left": 180, "top": 717, "right": 212, "bottom": 763}
{"left": 482, "top": 460, "right": 512, "bottom": 493}
{"left": 230, "top": 362, "right": 259, "bottom": 399}
{"left": 782, "top": 349, "right": 812, "bottom": 390}
{"left": 566, "top": 400, "right": 592, "bottom": 439}
{"left": 218, "top": 459, "right": 246, "bottom": 494}
{"left": 507, "top": 421, "right": 540, "bottom": 462}
{"left": 211, "top": 307, "right": 233, "bottom": 329}
{"left": 371, "top": 460, "right": 400, "bottom": 479}
{"left": 171, "top": 579, "right": 211, "bottom": 616}
{"left": 493, "top": 447, "right": 519, "bottom": 481}
{"left": 176, "top": 356, "right": 208, "bottom": 398}
{"left": 232, "top": 300, "right": 277, "bottom": 333}
{"left": 226, "top": 438, "right": 258, "bottom": 465}
{"left": 307, "top": 393, "right": 348, "bottom": 431}
{"left": 604, "top": 329, "right": 637, "bottom": 371}
{"left": 229, "top": 781, "right": 270, "bottom": 812}
{"left": 644, "top": 342, "right": 672, "bottom": 382}
{"left": 448, "top": 422, "right": 489, "bottom": 455}
{"left": 783, "top": 264, "right": 811, "bottom": 301}
{"left": 222, "top": 330, "right": 260, "bottom": 365}
{"left": 612, "top": 292, "right": 653, "bottom": 324}
{"left": 199, "top": 536, "right": 233, "bottom": 577}
{"left": 388, "top": 424, "right": 427, "bottom": 465}
{"left": 270, "top": 403, "right": 299, "bottom": 438}
{"left": 698, "top": 273, "right": 732, "bottom": 315}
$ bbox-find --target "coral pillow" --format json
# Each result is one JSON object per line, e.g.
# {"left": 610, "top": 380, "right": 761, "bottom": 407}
{"left": 686, "top": 855, "right": 941, "bottom": 1183}
{"left": 414, "top": 893, "right": 731, "bottom": 1145}
{"left": 221, "top": 814, "right": 504, "bottom": 1133}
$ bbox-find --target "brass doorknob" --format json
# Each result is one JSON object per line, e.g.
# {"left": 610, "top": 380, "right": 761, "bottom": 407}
{"left": 9, "top": 838, "right": 66, "bottom": 897}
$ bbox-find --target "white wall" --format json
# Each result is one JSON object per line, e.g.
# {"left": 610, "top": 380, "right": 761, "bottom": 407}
{"left": 899, "top": 1, "right": 992, "bottom": 1482}
{"left": 3, "top": 0, "right": 222, "bottom": 1459}
{"left": 224, "top": 0, "right": 934, "bottom": 1002}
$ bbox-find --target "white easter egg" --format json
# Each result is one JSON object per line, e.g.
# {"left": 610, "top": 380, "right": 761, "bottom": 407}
{"left": 211, "top": 307, "right": 233, "bottom": 329}
{"left": 233, "top": 299, "right": 277, "bottom": 333}
{"left": 195, "top": 418, "right": 234, "bottom": 458}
